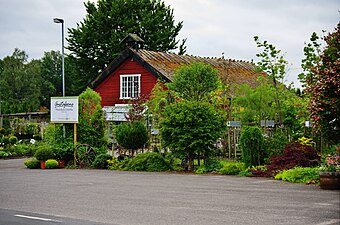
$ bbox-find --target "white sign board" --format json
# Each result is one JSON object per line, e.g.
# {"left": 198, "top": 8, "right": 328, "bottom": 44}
{"left": 50, "top": 97, "right": 79, "bottom": 123}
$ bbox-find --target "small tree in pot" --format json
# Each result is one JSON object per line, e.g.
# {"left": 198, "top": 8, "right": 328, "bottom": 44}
{"left": 34, "top": 147, "right": 54, "bottom": 169}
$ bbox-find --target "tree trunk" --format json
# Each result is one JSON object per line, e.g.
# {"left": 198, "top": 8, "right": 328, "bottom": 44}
{"left": 188, "top": 154, "right": 193, "bottom": 171}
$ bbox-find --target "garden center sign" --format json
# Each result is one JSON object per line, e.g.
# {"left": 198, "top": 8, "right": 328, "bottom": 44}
{"left": 50, "top": 97, "right": 79, "bottom": 123}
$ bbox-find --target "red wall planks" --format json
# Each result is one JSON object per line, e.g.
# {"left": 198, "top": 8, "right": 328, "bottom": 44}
{"left": 94, "top": 58, "right": 158, "bottom": 106}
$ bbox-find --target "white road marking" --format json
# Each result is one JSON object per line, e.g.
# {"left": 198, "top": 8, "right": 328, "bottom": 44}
{"left": 14, "top": 214, "right": 62, "bottom": 223}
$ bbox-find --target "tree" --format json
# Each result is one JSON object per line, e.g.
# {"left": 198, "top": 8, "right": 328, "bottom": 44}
{"left": 254, "top": 36, "right": 288, "bottom": 126}
{"left": 160, "top": 101, "right": 225, "bottom": 171}
{"left": 115, "top": 121, "right": 148, "bottom": 156}
{"left": 78, "top": 88, "right": 107, "bottom": 150}
{"left": 167, "top": 62, "right": 219, "bottom": 101}
{"left": 67, "top": 0, "right": 185, "bottom": 92}
{"left": 304, "top": 22, "right": 340, "bottom": 144}
{"left": 298, "top": 32, "right": 321, "bottom": 90}
{"left": 233, "top": 78, "right": 276, "bottom": 126}
{"left": 239, "top": 126, "right": 264, "bottom": 167}
{"left": 0, "top": 49, "right": 42, "bottom": 113}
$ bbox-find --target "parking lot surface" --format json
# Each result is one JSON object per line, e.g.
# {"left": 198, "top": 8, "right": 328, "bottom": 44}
{"left": 1, "top": 158, "right": 339, "bottom": 225}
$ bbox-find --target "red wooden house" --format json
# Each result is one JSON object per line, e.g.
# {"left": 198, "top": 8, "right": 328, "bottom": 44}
{"left": 90, "top": 39, "right": 262, "bottom": 121}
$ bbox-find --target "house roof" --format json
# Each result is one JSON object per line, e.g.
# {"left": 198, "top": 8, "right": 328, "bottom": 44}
{"left": 90, "top": 47, "right": 263, "bottom": 89}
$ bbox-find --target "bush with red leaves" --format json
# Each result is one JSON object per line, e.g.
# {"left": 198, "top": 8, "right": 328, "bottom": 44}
{"left": 249, "top": 143, "right": 320, "bottom": 177}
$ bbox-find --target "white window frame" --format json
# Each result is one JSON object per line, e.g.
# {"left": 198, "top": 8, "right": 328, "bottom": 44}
{"left": 120, "top": 74, "right": 141, "bottom": 99}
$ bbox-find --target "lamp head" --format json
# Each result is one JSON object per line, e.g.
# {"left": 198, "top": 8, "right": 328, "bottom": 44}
{"left": 53, "top": 18, "right": 64, "bottom": 23}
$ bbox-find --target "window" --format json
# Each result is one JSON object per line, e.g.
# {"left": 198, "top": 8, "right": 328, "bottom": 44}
{"left": 120, "top": 74, "right": 141, "bottom": 99}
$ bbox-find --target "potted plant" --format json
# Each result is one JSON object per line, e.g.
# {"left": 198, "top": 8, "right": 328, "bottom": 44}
{"left": 34, "top": 147, "right": 54, "bottom": 169}
{"left": 319, "top": 152, "right": 340, "bottom": 190}
{"left": 53, "top": 143, "right": 74, "bottom": 168}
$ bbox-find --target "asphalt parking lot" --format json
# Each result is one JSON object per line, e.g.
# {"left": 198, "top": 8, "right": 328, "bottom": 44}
{"left": 0, "top": 158, "right": 339, "bottom": 225}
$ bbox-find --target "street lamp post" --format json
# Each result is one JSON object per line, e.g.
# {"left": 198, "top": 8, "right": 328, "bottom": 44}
{"left": 53, "top": 18, "right": 65, "bottom": 97}
{"left": 54, "top": 18, "right": 66, "bottom": 138}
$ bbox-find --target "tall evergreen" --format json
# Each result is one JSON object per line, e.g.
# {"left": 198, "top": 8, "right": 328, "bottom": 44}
{"left": 67, "top": 0, "right": 185, "bottom": 93}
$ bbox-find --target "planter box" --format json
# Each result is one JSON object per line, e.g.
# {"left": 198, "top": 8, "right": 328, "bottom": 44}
{"left": 319, "top": 172, "right": 340, "bottom": 190}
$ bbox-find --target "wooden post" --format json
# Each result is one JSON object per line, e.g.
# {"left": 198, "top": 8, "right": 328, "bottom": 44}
{"left": 74, "top": 123, "right": 77, "bottom": 166}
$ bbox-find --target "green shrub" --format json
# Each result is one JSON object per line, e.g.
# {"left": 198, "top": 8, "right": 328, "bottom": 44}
{"left": 45, "top": 159, "right": 59, "bottom": 169}
{"left": 53, "top": 143, "right": 74, "bottom": 161}
{"left": 13, "top": 144, "right": 29, "bottom": 156}
{"left": 108, "top": 157, "right": 131, "bottom": 170}
{"left": 92, "top": 153, "right": 112, "bottom": 169}
{"left": 0, "top": 150, "right": 10, "bottom": 158}
{"left": 9, "top": 136, "right": 18, "bottom": 145}
{"left": 127, "top": 152, "right": 172, "bottom": 172}
{"left": 238, "top": 170, "right": 252, "bottom": 177}
{"left": 205, "top": 157, "right": 223, "bottom": 172}
{"left": 239, "top": 126, "right": 264, "bottom": 167}
{"left": 34, "top": 147, "right": 54, "bottom": 161}
{"left": 24, "top": 158, "right": 40, "bottom": 169}
{"left": 115, "top": 121, "right": 148, "bottom": 155}
{"left": 274, "top": 167, "right": 319, "bottom": 183}
{"left": 195, "top": 166, "right": 207, "bottom": 174}
{"left": 2, "top": 136, "right": 9, "bottom": 146}
{"left": 263, "top": 131, "right": 288, "bottom": 162}
{"left": 218, "top": 161, "right": 246, "bottom": 175}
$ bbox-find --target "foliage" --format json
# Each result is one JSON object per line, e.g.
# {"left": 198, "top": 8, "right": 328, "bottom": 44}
{"left": 45, "top": 159, "right": 59, "bottom": 169}
{"left": 9, "top": 136, "right": 18, "bottom": 145}
{"left": 125, "top": 94, "right": 149, "bottom": 121}
{"left": 24, "top": 158, "right": 41, "bottom": 169}
{"left": 160, "top": 101, "right": 225, "bottom": 171}
{"left": 195, "top": 166, "right": 207, "bottom": 174}
{"left": 39, "top": 51, "right": 60, "bottom": 107}
{"left": 115, "top": 121, "right": 148, "bottom": 155}
{"left": 108, "top": 157, "right": 131, "bottom": 170}
{"left": 205, "top": 157, "right": 223, "bottom": 172}
{"left": 194, "top": 158, "right": 223, "bottom": 174}
{"left": 319, "top": 153, "right": 340, "bottom": 172}
{"left": 239, "top": 126, "right": 264, "bottom": 167}
{"left": 12, "top": 143, "right": 29, "bottom": 156}
{"left": 254, "top": 36, "right": 288, "bottom": 126}
{"left": 0, "top": 49, "right": 42, "bottom": 113}
{"left": 67, "top": 0, "right": 184, "bottom": 92}
{"left": 1, "top": 136, "right": 9, "bottom": 147}
{"left": 233, "top": 79, "right": 275, "bottom": 126}
{"left": 304, "top": 22, "right": 340, "bottom": 144}
{"left": 299, "top": 32, "right": 321, "bottom": 90}
{"left": 43, "top": 124, "right": 74, "bottom": 161}
{"left": 78, "top": 88, "right": 107, "bottom": 149}
{"left": 34, "top": 147, "right": 55, "bottom": 161}
{"left": 0, "top": 150, "right": 11, "bottom": 158}
{"left": 297, "top": 137, "right": 314, "bottom": 146}
{"left": 92, "top": 153, "right": 112, "bottom": 169}
{"left": 167, "top": 62, "right": 219, "bottom": 101}
{"left": 146, "top": 80, "right": 175, "bottom": 139}
{"left": 274, "top": 167, "right": 319, "bottom": 183}
{"left": 263, "top": 131, "right": 288, "bottom": 162}
{"left": 218, "top": 161, "right": 246, "bottom": 175}
{"left": 251, "top": 143, "right": 320, "bottom": 177}
{"left": 127, "top": 152, "right": 172, "bottom": 172}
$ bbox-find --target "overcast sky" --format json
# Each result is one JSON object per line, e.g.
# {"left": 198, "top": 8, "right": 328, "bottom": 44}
{"left": 0, "top": 0, "right": 339, "bottom": 88}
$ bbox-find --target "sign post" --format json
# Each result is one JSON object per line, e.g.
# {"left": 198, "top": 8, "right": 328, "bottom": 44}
{"left": 50, "top": 97, "right": 79, "bottom": 165}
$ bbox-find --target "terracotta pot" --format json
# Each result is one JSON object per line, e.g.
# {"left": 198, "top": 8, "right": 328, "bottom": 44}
{"left": 319, "top": 172, "right": 340, "bottom": 190}
{"left": 58, "top": 160, "right": 65, "bottom": 168}
{"left": 40, "top": 161, "right": 46, "bottom": 169}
